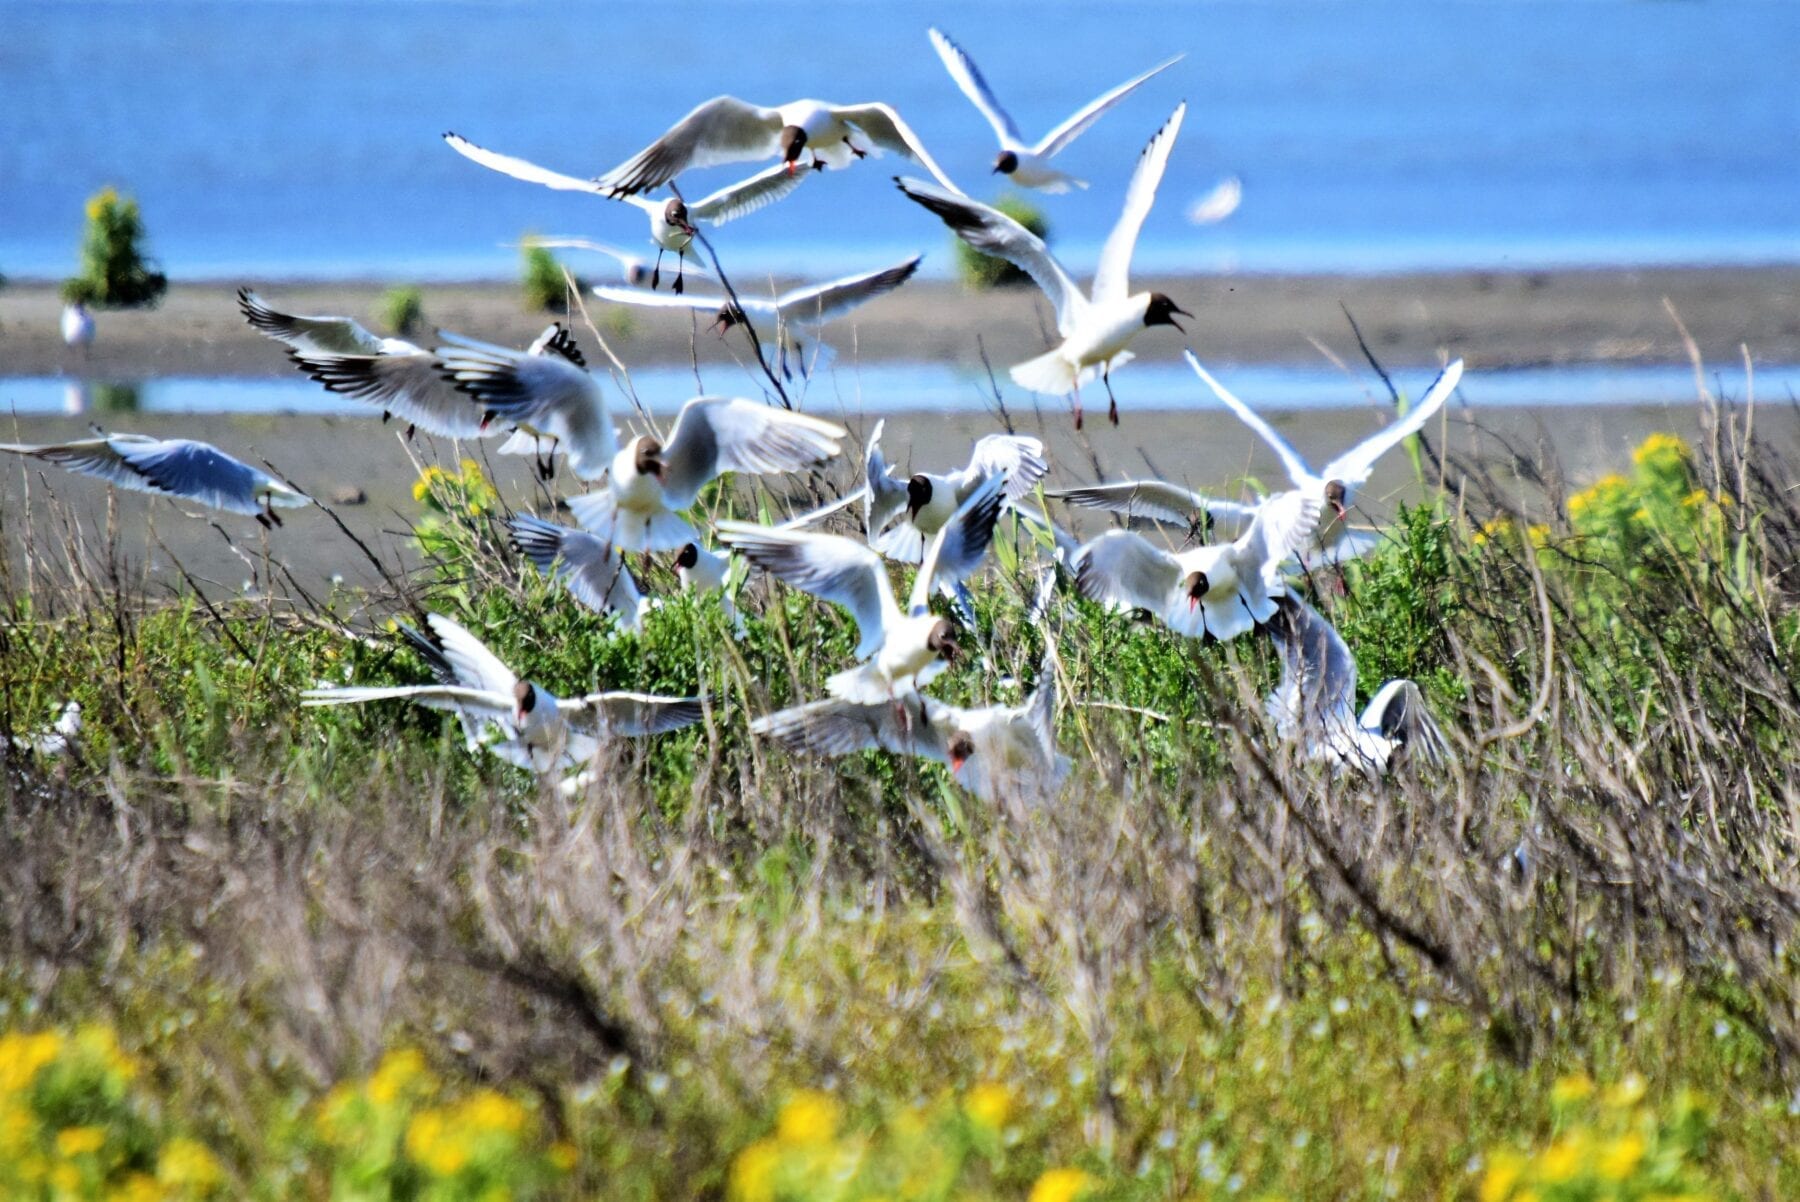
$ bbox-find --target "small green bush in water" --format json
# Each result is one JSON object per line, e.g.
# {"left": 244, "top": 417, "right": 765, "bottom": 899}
{"left": 62, "top": 187, "right": 167, "bottom": 308}
{"left": 379, "top": 285, "right": 425, "bottom": 336}
{"left": 520, "top": 243, "right": 570, "bottom": 312}
{"left": 955, "top": 194, "right": 1048, "bottom": 289}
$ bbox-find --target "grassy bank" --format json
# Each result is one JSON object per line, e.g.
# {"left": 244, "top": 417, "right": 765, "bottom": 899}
{"left": 2, "top": 381, "right": 1799, "bottom": 1199}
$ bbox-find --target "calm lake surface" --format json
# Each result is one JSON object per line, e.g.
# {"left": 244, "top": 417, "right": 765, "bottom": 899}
{"left": 4, "top": 0, "right": 1798, "bottom": 281}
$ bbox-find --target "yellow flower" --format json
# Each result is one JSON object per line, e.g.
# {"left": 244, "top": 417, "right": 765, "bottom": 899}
{"left": 729, "top": 1137, "right": 780, "bottom": 1202}
{"left": 0, "top": 1030, "right": 65, "bottom": 1092}
{"left": 368, "top": 1047, "right": 430, "bottom": 1104}
{"left": 964, "top": 1083, "right": 1013, "bottom": 1130}
{"left": 1029, "top": 1167, "right": 1095, "bottom": 1202}
{"left": 1568, "top": 475, "right": 1631, "bottom": 521}
{"left": 1550, "top": 1073, "right": 1594, "bottom": 1105}
{"left": 76, "top": 1025, "right": 138, "bottom": 1081}
{"left": 56, "top": 1125, "right": 107, "bottom": 1158}
{"left": 108, "top": 1171, "right": 165, "bottom": 1202}
{"left": 459, "top": 1089, "right": 529, "bottom": 1136}
{"left": 413, "top": 465, "right": 447, "bottom": 503}
{"left": 548, "top": 1140, "right": 578, "bottom": 1172}
{"left": 1525, "top": 524, "right": 1551, "bottom": 549}
{"left": 405, "top": 1108, "right": 468, "bottom": 1176}
{"left": 1479, "top": 1150, "right": 1526, "bottom": 1202}
{"left": 50, "top": 1162, "right": 83, "bottom": 1193}
{"left": 1633, "top": 432, "right": 1690, "bottom": 469}
{"left": 1604, "top": 1074, "right": 1647, "bottom": 1108}
{"left": 1539, "top": 1132, "right": 1586, "bottom": 1183}
{"left": 776, "top": 1089, "right": 840, "bottom": 1146}
{"left": 1598, "top": 1132, "right": 1645, "bottom": 1180}
{"left": 157, "top": 1137, "right": 224, "bottom": 1192}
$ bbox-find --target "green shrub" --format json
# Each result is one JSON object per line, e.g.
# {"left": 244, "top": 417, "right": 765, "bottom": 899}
{"left": 954, "top": 194, "right": 1048, "bottom": 289}
{"left": 377, "top": 286, "right": 424, "bottom": 337}
{"left": 520, "top": 243, "right": 570, "bottom": 312}
{"left": 61, "top": 187, "right": 167, "bottom": 309}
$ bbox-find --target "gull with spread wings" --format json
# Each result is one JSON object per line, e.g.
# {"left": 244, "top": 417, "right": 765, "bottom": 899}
{"left": 590, "top": 254, "right": 922, "bottom": 379}
{"left": 595, "top": 96, "right": 960, "bottom": 196}
{"left": 445, "top": 132, "right": 812, "bottom": 293}
{"left": 928, "top": 27, "right": 1182, "bottom": 193}
{"left": 718, "top": 472, "right": 1006, "bottom": 703}
{"left": 301, "top": 614, "right": 703, "bottom": 775}
{"left": 897, "top": 104, "right": 1190, "bottom": 427}
{"left": 0, "top": 433, "right": 310, "bottom": 526}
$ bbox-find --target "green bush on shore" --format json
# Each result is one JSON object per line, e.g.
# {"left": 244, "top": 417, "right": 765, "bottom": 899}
{"left": 521, "top": 242, "right": 571, "bottom": 312}
{"left": 955, "top": 194, "right": 1049, "bottom": 289}
{"left": 61, "top": 186, "right": 167, "bottom": 309}
{"left": 377, "top": 285, "right": 424, "bottom": 337}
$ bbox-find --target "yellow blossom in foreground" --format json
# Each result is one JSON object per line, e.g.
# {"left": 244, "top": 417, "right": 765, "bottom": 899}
{"left": 729, "top": 1137, "right": 780, "bottom": 1202}
{"left": 1550, "top": 1073, "right": 1594, "bottom": 1106}
{"left": 111, "top": 1171, "right": 164, "bottom": 1202}
{"left": 964, "top": 1083, "right": 1013, "bottom": 1130}
{"left": 1480, "top": 1150, "right": 1526, "bottom": 1202}
{"left": 460, "top": 1088, "right": 529, "bottom": 1136}
{"left": 776, "top": 1089, "right": 841, "bottom": 1146}
{"left": 56, "top": 1125, "right": 107, "bottom": 1157}
{"left": 1633, "top": 432, "right": 1690, "bottom": 468}
{"left": 157, "top": 1136, "right": 224, "bottom": 1191}
{"left": 1599, "top": 1131, "right": 1646, "bottom": 1180}
{"left": 1029, "top": 1166, "right": 1095, "bottom": 1202}
{"left": 405, "top": 1108, "right": 469, "bottom": 1176}
{"left": 0, "top": 1031, "right": 65, "bottom": 1092}
{"left": 1538, "top": 1132, "right": 1586, "bottom": 1183}
{"left": 368, "top": 1047, "right": 431, "bottom": 1104}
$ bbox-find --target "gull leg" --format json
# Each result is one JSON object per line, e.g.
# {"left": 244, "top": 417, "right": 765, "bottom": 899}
{"left": 1071, "top": 384, "right": 1084, "bottom": 432}
{"left": 672, "top": 250, "right": 686, "bottom": 296}
{"left": 1104, "top": 364, "right": 1120, "bottom": 426}
{"left": 844, "top": 137, "right": 868, "bottom": 160}
{"left": 650, "top": 248, "right": 664, "bottom": 290}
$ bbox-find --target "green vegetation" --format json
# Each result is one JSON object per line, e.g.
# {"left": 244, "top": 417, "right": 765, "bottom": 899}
{"left": 3, "top": 411, "right": 1799, "bottom": 1198}
{"left": 377, "top": 285, "right": 425, "bottom": 337}
{"left": 956, "top": 194, "right": 1049, "bottom": 289}
{"left": 61, "top": 186, "right": 167, "bottom": 309}
{"left": 520, "top": 242, "right": 571, "bottom": 312}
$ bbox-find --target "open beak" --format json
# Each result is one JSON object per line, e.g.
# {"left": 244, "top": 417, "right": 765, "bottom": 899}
{"left": 949, "top": 753, "right": 967, "bottom": 772}
{"left": 1170, "top": 306, "right": 1193, "bottom": 333}
{"left": 1331, "top": 500, "right": 1347, "bottom": 521}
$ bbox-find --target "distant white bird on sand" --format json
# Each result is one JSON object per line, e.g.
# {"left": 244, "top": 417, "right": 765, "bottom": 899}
{"left": 446, "top": 132, "right": 813, "bottom": 292}
{"left": 567, "top": 396, "right": 846, "bottom": 553}
{"left": 928, "top": 27, "right": 1182, "bottom": 193}
{"left": 240, "top": 288, "right": 587, "bottom": 442}
{"left": 1187, "top": 351, "right": 1465, "bottom": 523}
{"left": 594, "top": 97, "right": 960, "bottom": 196}
{"left": 1264, "top": 595, "right": 1448, "bottom": 774}
{"left": 753, "top": 662, "right": 1068, "bottom": 804}
{"left": 898, "top": 104, "right": 1190, "bottom": 427}
{"left": 506, "top": 514, "right": 652, "bottom": 634}
{"left": 0, "top": 434, "right": 310, "bottom": 526}
{"left": 434, "top": 330, "right": 619, "bottom": 480}
{"left": 514, "top": 237, "right": 715, "bottom": 289}
{"left": 1186, "top": 176, "right": 1242, "bottom": 225}
{"left": 301, "top": 613, "right": 704, "bottom": 775}
{"left": 1071, "top": 490, "right": 1322, "bottom": 643}
{"left": 718, "top": 472, "right": 1006, "bottom": 703}
{"left": 61, "top": 301, "right": 94, "bottom": 353}
{"left": 590, "top": 254, "right": 922, "bottom": 379}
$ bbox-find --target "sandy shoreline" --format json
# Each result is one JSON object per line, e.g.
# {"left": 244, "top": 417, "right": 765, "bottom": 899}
{"left": 3, "top": 265, "right": 1798, "bottom": 380}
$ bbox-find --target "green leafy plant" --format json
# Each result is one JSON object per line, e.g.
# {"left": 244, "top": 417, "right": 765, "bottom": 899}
{"left": 377, "top": 286, "right": 424, "bottom": 337}
{"left": 521, "top": 243, "right": 571, "bottom": 312}
{"left": 61, "top": 187, "right": 167, "bottom": 309}
{"left": 955, "top": 195, "right": 1048, "bottom": 289}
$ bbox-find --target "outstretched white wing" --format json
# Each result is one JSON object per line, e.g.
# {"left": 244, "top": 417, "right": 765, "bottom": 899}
{"left": 774, "top": 256, "right": 922, "bottom": 325}
{"left": 1185, "top": 351, "right": 1315, "bottom": 488}
{"left": 1037, "top": 54, "right": 1184, "bottom": 158}
{"left": 595, "top": 95, "right": 786, "bottom": 196}
{"left": 1321, "top": 359, "right": 1464, "bottom": 486}
{"left": 927, "top": 28, "right": 1022, "bottom": 147}
{"left": 912, "top": 471, "right": 1008, "bottom": 611}
{"left": 659, "top": 397, "right": 846, "bottom": 508}
{"left": 834, "top": 102, "right": 960, "bottom": 191}
{"left": 1092, "top": 103, "right": 1184, "bottom": 306}
{"left": 716, "top": 521, "right": 896, "bottom": 660}
{"left": 443, "top": 132, "right": 605, "bottom": 194}
{"left": 688, "top": 161, "right": 814, "bottom": 225}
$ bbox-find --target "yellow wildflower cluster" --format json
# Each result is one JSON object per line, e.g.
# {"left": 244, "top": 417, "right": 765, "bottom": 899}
{"left": 412, "top": 458, "right": 497, "bottom": 516}
{"left": 729, "top": 1084, "right": 1086, "bottom": 1202}
{"left": 316, "top": 1047, "right": 568, "bottom": 1200}
{"left": 1480, "top": 1073, "right": 1714, "bottom": 1202}
{"left": 0, "top": 1024, "right": 224, "bottom": 1201}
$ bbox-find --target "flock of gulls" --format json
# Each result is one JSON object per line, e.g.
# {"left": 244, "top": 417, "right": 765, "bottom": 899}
{"left": 11, "top": 30, "right": 1461, "bottom": 795}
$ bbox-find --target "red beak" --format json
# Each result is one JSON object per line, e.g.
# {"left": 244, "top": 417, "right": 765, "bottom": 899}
{"left": 949, "top": 753, "right": 966, "bottom": 773}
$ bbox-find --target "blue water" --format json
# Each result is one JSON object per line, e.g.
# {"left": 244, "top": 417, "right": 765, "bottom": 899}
{"left": 3, "top": 0, "right": 1797, "bottom": 283}
{"left": 6, "top": 360, "right": 1792, "bottom": 417}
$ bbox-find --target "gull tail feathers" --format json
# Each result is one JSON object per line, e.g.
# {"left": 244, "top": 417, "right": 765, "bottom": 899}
{"left": 1009, "top": 349, "right": 1078, "bottom": 397}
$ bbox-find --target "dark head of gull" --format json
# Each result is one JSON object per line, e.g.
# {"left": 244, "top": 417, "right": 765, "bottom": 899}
{"left": 778, "top": 125, "right": 809, "bottom": 172}
{"left": 947, "top": 730, "right": 977, "bottom": 772}
{"left": 1181, "top": 569, "right": 1210, "bottom": 611}
{"left": 662, "top": 197, "right": 695, "bottom": 235}
{"left": 1143, "top": 292, "right": 1192, "bottom": 333}
{"left": 709, "top": 303, "right": 748, "bottom": 336}
{"left": 512, "top": 679, "right": 536, "bottom": 725}
{"left": 992, "top": 149, "right": 1019, "bottom": 176}
{"left": 925, "top": 618, "right": 960, "bottom": 664}
{"left": 674, "top": 542, "right": 700, "bottom": 572}
{"left": 634, "top": 437, "right": 665, "bottom": 480}
{"left": 1323, "top": 479, "right": 1348, "bottom": 521}
{"left": 905, "top": 475, "right": 933, "bottom": 519}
